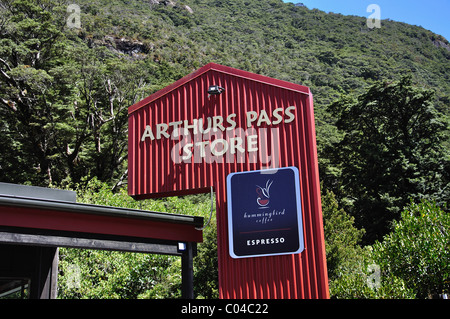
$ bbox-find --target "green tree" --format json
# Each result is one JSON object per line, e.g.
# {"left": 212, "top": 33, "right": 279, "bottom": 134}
{"left": 0, "top": 0, "right": 68, "bottom": 185}
{"left": 322, "top": 188, "right": 365, "bottom": 281}
{"left": 61, "top": 47, "right": 148, "bottom": 185}
{"left": 194, "top": 216, "right": 218, "bottom": 299}
{"left": 0, "top": 0, "right": 149, "bottom": 186}
{"left": 372, "top": 200, "right": 450, "bottom": 298}
{"left": 322, "top": 187, "right": 414, "bottom": 299}
{"left": 326, "top": 76, "right": 449, "bottom": 243}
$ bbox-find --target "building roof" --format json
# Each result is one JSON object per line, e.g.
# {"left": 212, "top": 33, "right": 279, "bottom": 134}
{"left": 0, "top": 182, "right": 203, "bottom": 243}
{"left": 128, "top": 62, "right": 310, "bottom": 114}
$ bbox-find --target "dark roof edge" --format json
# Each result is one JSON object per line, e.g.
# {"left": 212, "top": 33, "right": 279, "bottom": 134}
{"left": 0, "top": 182, "right": 76, "bottom": 202}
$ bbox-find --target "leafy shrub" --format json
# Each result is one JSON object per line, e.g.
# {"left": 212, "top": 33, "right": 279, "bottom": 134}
{"left": 322, "top": 188, "right": 415, "bottom": 299}
{"left": 372, "top": 200, "right": 450, "bottom": 298}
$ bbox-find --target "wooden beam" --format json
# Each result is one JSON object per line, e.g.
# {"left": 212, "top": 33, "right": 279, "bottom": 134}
{"left": 0, "top": 231, "right": 180, "bottom": 255}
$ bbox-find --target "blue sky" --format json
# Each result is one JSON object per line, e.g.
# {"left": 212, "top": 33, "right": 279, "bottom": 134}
{"left": 283, "top": 0, "right": 450, "bottom": 41}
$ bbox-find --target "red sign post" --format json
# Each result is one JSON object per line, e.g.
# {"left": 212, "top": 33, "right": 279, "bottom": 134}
{"left": 128, "top": 63, "right": 329, "bottom": 298}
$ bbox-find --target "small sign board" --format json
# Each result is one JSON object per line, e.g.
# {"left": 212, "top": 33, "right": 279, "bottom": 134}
{"left": 226, "top": 167, "right": 305, "bottom": 258}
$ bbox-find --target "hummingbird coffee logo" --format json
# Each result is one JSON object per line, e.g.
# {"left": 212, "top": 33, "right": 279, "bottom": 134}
{"left": 245, "top": 178, "right": 285, "bottom": 224}
{"left": 256, "top": 179, "right": 273, "bottom": 208}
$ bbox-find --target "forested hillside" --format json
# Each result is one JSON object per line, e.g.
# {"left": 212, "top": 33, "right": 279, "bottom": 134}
{"left": 1, "top": 0, "right": 449, "bottom": 187}
{"left": 1, "top": 0, "right": 448, "bottom": 298}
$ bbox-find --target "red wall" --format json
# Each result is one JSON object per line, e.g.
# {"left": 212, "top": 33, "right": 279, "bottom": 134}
{"left": 128, "top": 63, "right": 329, "bottom": 298}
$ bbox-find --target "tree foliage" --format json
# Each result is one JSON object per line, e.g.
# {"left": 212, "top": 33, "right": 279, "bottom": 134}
{"left": 322, "top": 188, "right": 415, "bottom": 299}
{"left": 0, "top": 0, "right": 149, "bottom": 186}
{"left": 322, "top": 188, "right": 365, "bottom": 281}
{"left": 326, "top": 76, "right": 449, "bottom": 243}
{"left": 372, "top": 200, "right": 450, "bottom": 298}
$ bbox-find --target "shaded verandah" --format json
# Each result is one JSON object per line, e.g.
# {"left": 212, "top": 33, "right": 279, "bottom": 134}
{"left": 0, "top": 182, "right": 203, "bottom": 299}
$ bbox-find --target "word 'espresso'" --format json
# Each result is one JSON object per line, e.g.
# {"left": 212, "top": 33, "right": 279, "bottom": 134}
{"left": 140, "top": 106, "right": 296, "bottom": 162}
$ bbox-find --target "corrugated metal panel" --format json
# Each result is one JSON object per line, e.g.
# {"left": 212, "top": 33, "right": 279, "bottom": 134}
{"left": 128, "top": 63, "right": 329, "bottom": 299}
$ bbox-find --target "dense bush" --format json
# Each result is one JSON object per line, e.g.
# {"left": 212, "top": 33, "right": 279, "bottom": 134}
{"left": 328, "top": 199, "right": 449, "bottom": 299}
{"left": 322, "top": 188, "right": 415, "bottom": 299}
{"left": 325, "top": 76, "right": 449, "bottom": 243}
{"left": 372, "top": 200, "right": 450, "bottom": 298}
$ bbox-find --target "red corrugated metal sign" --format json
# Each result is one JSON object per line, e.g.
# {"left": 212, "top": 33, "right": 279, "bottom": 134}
{"left": 128, "top": 63, "right": 329, "bottom": 299}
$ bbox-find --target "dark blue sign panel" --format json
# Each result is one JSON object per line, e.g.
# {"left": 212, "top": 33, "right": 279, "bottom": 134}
{"left": 226, "top": 167, "right": 304, "bottom": 258}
